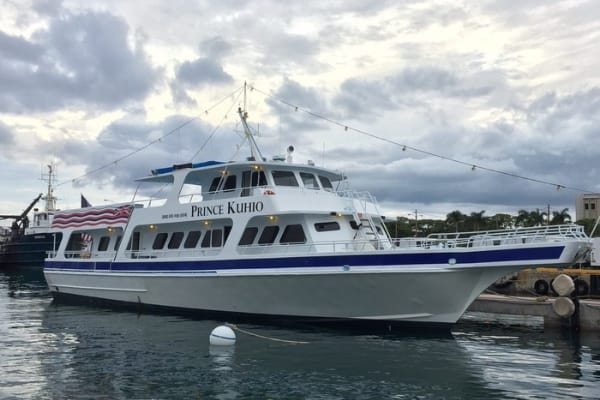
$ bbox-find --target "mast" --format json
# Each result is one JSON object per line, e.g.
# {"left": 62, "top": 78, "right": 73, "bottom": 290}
{"left": 238, "top": 82, "right": 265, "bottom": 161}
{"left": 42, "top": 163, "right": 57, "bottom": 212}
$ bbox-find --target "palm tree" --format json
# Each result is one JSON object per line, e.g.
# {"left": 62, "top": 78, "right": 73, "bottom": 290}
{"left": 445, "top": 210, "right": 465, "bottom": 232}
{"left": 492, "top": 213, "right": 514, "bottom": 229}
{"left": 550, "top": 208, "right": 571, "bottom": 224}
{"left": 529, "top": 209, "right": 546, "bottom": 226}
{"left": 468, "top": 210, "right": 486, "bottom": 231}
{"left": 515, "top": 210, "right": 530, "bottom": 227}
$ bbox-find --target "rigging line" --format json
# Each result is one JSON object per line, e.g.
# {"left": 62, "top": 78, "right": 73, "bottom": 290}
{"left": 55, "top": 85, "right": 245, "bottom": 188}
{"left": 188, "top": 87, "right": 244, "bottom": 162}
{"left": 250, "top": 85, "right": 593, "bottom": 193}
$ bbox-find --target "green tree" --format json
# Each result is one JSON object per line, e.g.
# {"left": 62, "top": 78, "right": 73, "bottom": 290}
{"left": 550, "top": 208, "right": 571, "bottom": 224}
{"left": 445, "top": 210, "right": 465, "bottom": 232}
{"left": 467, "top": 210, "right": 486, "bottom": 231}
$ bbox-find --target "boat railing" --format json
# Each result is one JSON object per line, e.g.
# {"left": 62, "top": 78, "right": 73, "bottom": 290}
{"left": 419, "top": 224, "right": 589, "bottom": 248}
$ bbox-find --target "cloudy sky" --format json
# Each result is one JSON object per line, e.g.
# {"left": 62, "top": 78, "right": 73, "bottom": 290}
{"left": 1, "top": 0, "right": 599, "bottom": 225}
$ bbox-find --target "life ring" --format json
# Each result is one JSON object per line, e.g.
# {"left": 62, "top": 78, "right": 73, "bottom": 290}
{"left": 263, "top": 189, "right": 275, "bottom": 195}
{"left": 533, "top": 279, "right": 549, "bottom": 295}
{"left": 573, "top": 278, "right": 589, "bottom": 296}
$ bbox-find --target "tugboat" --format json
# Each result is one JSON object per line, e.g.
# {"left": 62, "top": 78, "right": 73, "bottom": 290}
{"left": 0, "top": 164, "right": 63, "bottom": 268}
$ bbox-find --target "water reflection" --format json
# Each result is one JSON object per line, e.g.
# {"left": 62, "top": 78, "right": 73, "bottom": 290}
{"left": 1, "top": 269, "right": 599, "bottom": 399}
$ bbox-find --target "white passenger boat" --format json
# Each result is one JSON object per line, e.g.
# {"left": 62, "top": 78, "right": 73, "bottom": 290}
{"left": 44, "top": 108, "right": 592, "bottom": 328}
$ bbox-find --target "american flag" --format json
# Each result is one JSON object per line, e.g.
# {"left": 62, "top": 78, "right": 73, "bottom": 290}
{"left": 52, "top": 205, "right": 133, "bottom": 229}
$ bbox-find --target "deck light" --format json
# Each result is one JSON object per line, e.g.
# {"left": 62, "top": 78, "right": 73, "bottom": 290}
{"left": 149, "top": 224, "right": 156, "bottom": 230}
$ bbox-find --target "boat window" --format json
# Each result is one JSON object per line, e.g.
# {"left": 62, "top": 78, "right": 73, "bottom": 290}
{"left": 272, "top": 171, "right": 299, "bottom": 187}
{"left": 224, "top": 226, "right": 232, "bottom": 243}
{"left": 201, "top": 231, "right": 212, "bottom": 248}
{"left": 300, "top": 172, "right": 319, "bottom": 189}
{"left": 280, "top": 224, "right": 306, "bottom": 244}
{"left": 152, "top": 232, "right": 168, "bottom": 249}
{"left": 222, "top": 175, "right": 237, "bottom": 192}
{"left": 375, "top": 226, "right": 384, "bottom": 235}
{"left": 65, "top": 233, "right": 85, "bottom": 258}
{"left": 208, "top": 177, "right": 221, "bottom": 192}
{"left": 98, "top": 236, "right": 110, "bottom": 251}
{"left": 212, "top": 229, "right": 223, "bottom": 247}
{"left": 315, "top": 222, "right": 340, "bottom": 232}
{"left": 318, "top": 176, "right": 333, "bottom": 191}
{"left": 251, "top": 171, "right": 267, "bottom": 186}
{"left": 168, "top": 232, "right": 184, "bottom": 249}
{"left": 239, "top": 227, "right": 259, "bottom": 245}
{"left": 126, "top": 231, "right": 140, "bottom": 252}
{"left": 114, "top": 235, "right": 122, "bottom": 251}
{"left": 184, "top": 231, "right": 202, "bottom": 248}
{"left": 258, "top": 226, "right": 280, "bottom": 245}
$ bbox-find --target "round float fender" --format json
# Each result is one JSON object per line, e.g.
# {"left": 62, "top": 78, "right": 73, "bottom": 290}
{"left": 533, "top": 279, "right": 549, "bottom": 295}
{"left": 573, "top": 278, "right": 589, "bottom": 296}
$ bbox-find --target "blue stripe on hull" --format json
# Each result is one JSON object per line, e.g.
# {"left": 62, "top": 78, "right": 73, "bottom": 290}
{"left": 44, "top": 246, "right": 565, "bottom": 272}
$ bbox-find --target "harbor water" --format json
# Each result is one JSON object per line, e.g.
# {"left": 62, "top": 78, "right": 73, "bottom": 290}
{"left": 1, "top": 268, "right": 599, "bottom": 399}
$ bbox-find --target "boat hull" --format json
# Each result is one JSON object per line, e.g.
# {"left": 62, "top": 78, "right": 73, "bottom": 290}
{"left": 43, "top": 240, "right": 589, "bottom": 325}
{"left": 1, "top": 232, "right": 62, "bottom": 267}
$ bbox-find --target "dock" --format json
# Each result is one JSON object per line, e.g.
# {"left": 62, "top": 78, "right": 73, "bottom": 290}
{"left": 468, "top": 294, "right": 600, "bottom": 331}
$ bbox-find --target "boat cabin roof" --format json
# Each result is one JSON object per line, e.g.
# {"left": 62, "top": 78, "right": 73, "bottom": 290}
{"left": 136, "top": 160, "right": 345, "bottom": 185}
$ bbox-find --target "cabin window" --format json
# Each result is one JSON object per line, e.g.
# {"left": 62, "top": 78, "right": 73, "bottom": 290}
{"left": 208, "top": 177, "right": 221, "bottom": 192}
{"left": 272, "top": 171, "right": 299, "bottom": 187}
{"left": 315, "top": 222, "right": 340, "bottom": 232}
{"left": 98, "top": 236, "right": 110, "bottom": 251}
{"left": 200, "top": 229, "right": 223, "bottom": 248}
{"left": 258, "top": 226, "right": 280, "bottom": 245}
{"left": 212, "top": 229, "right": 223, "bottom": 247}
{"left": 318, "top": 176, "right": 333, "bottom": 191}
{"left": 114, "top": 235, "right": 122, "bottom": 251}
{"left": 201, "top": 231, "right": 212, "bottom": 248}
{"left": 222, "top": 175, "right": 237, "bottom": 192}
{"left": 300, "top": 172, "right": 319, "bottom": 189}
{"left": 168, "top": 232, "right": 184, "bottom": 249}
{"left": 65, "top": 233, "right": 86, "bottom": 257}
{"left": 152, "top": 233, "right": 168, "bottom": 249}
{"left": 242, "top": 170, "right": 268, "bottom": 196}
{"left": 239, "top": 227, "right": 259, "bottom": 245}
{"left": 280, "top": 224, "right": 306, "bottom": 244}
{"left": 184, "top": 231, "right": 202, "bottom": 248}
{"left": 252, "top": 171, "right": 267, "bottom": 186}
{"left": 126, "top": 231, "right": 140, "bottom": 252}
{"left": 224, "top": 226, "right": 232, "bottom": 243}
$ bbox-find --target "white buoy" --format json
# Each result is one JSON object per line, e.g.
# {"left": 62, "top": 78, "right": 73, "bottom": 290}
{"left": 552, "top": 274, "right": 575, "bottom": 297}
{"left": 209, "top": 325, "right": 236, "bottom": 346}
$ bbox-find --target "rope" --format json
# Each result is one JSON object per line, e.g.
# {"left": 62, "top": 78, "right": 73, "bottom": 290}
{"left": 225, "top": 323, "right": 309, "bottom": 345}
{"left": 249, "top": 84, "right": 593, "bottom": 193}
{"left": 56, "top": 85, "right": 245, "bottom": 188}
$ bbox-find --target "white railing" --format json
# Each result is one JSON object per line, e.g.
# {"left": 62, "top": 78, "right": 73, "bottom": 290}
{"left": 46, "top": 224, "right": 589, "bottom": 261}
{"left": 405, "top": 224, "right": 589, "bottom": 249}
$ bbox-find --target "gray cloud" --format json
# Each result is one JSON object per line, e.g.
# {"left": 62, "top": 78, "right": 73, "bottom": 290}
{"left": 0, "top": 122, "right": 15, "bottom": 149}
{"left": 0, "top": 10, "right": 157, "bottom": 112}
{"left": 176, "top": 58, "right": 233, "bottom": 87}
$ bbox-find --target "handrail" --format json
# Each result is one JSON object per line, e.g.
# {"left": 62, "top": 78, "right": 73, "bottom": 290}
{"left": 423, "top": 224, "right": 588, "bottom": 248}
